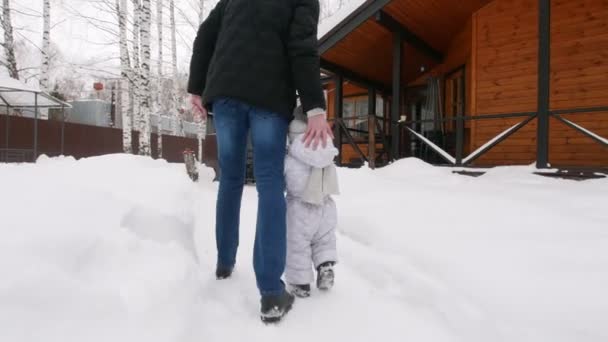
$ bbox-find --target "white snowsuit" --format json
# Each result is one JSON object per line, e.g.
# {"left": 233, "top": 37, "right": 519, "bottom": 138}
{"left": 284, "top": 135, "right": 339, "bottom": 285}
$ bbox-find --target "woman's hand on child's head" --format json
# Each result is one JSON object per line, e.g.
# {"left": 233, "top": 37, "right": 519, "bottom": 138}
{"left": 303, "top": 114, "right": 334, "bottom": 150}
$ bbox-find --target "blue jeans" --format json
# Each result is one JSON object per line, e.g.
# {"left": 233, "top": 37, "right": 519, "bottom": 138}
{"left": 213, "top": 97, "right": 289, "bottom": 296}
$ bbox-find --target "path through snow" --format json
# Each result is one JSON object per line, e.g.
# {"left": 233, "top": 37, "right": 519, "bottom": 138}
{"left": 1, "top": 155, "right": 607, "bottom": 342}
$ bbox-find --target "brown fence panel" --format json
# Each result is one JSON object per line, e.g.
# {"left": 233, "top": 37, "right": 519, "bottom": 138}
{"left": 1, "top": 116, "right": 198, "bottom": 163}
{"left": 63, "top": 121, "right": 123, "bottom": 159}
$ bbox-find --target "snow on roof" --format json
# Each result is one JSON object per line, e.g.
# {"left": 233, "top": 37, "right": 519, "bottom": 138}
{"left": 71, "top": 99, "right": 108, "bottom": 103}
{"left": 0, "top": 77, "right": 41, "bottom": 93}
{"left": 318, "top": 0, "right": 368, "bottom": 39}
{"left": 0, "top": 77, "right": 70, "bottom": 108}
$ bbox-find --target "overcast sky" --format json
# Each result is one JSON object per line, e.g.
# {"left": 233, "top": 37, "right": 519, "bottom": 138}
{"left": 4, "top": 0, "right": 347, "bottom": 86}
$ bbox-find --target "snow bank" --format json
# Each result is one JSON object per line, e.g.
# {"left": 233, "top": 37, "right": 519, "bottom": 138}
{"left": 1, "top": 155, "right": 607, "bottom": 342}
{"left": 0, "top": 155, "right": 203, "bottom": 342}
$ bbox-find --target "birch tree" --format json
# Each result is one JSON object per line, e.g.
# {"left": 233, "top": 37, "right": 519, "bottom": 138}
{"left": 118, "top": 0, "right": 132, "bottom": 153}
{"left": 196, "top": 0, "right": 206, "bottom": 151}
{"left": 156, "top": 0, "right": 163, "bottom": 158}
{"left": 40, "top": 0, "right": 51, "bottom": 90}
{"left": 131, "top": 0, "right": 142, "bottom": 132}
{"left": 138, "top": 0, "right": 152, "bottom": 156}
{"left": 169, "top": 0, "right": 181, "bottom": 136}
{"left": 1, "top": 0, "right": 19, "bottom": 79}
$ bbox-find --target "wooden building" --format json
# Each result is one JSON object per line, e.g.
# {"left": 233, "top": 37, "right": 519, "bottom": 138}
{"left": 320, "top": 0, "right": 608, "bottom": 168}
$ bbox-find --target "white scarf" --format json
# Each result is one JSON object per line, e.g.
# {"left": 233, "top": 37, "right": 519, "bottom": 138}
{"left": 302, "top": 164, "right": 340, "bottom": 205}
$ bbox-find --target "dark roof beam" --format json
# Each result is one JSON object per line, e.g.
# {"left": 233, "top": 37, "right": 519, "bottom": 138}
{"left": 319, "top": 0, "right": 393, "bottom": 54}
{"left": 320, "top": 59, "right": 390, "bottom": 95}
{"left": 374, "top": 10, "right": 444, "bottom": 62}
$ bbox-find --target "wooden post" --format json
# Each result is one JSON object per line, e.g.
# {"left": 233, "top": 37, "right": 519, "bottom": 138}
{"left": 368, "top": 87, "right": 376, "bottom": 169}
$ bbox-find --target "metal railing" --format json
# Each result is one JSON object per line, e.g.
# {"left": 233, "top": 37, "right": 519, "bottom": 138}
{"left": 330, "top": 106, "right": 608, "bottom": 167}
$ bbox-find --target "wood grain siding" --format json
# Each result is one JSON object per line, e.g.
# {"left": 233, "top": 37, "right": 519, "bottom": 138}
{"left": 384, "top": 0, "right": 492, "bottom": 52}
{"left": 471, "top": 0, "right": 607, "bottom": 166}
{"left": 323, "top": 20, "right": 440, "bottom": 87}
{"left": 549, "top": 0, "right": 608, "bottom": 166}
{"left": 320, "top": 0, "right": 607, "bottom": 166}
{"left": 472, "top": 0, "right": 539, "bottom": 165}
{"left": 323, "top": 20, "right": 394, "bottom": 85}
{"left": 409, "top": 20, "right": 473, "bottom": 87}
{"left": 321, "top": 0, "right": 492, "bottom": 88}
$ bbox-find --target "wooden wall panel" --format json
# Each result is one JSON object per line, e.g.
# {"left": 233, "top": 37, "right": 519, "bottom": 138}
{"left": 470, "top": 0, "right": 538, "bottom": 165}
{"left": 548, "top": 0, "right": 608, "bottom": 166}
{"left": 474, "top": 0, "right": 538, "bottom": 116}
{"left": 471, "top": 0, "right": 608, "bottom": 167}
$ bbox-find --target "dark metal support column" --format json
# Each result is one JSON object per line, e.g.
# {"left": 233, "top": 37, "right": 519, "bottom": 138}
{"left": 455, "top": 75, "right": 465, "bottom": 166}
{"left": 334, "top": 74, "right": 344, "bottom": 166}
{"left": 391, "top": 31, "right": 402, "bottom": 161}
{"left": 34, "top": 93, "right": 38, "bottom": 162}
{"left": 537, "top": 0, "right": 551, "bottom": 168}
{"left": 368, "top": 87, "right": 377, "bottom": 169}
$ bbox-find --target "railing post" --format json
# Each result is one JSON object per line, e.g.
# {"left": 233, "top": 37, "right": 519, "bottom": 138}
{"left": 537, "top": 0, "right": 551, "bottom": 168}
{"left": 368, "top": 87, "right": 376, "bottom": 169}
{"left": 334, "top": 74, "right": 344, "bottom": 166}
{"left": 455, "top": 71, "right": 465, "bottom": 166}
{"left": 391, "top": 30, "right": 402, "bottom": 161}
{"left": 455, "top": 114, "right": 464, "bottom": 166}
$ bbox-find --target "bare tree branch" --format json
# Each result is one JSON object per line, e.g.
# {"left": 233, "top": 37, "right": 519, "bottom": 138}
{"left": 51, "top": 18, "right": 68, "bottom": 30}
{"left": 9, "top": 7, "right": 41, "bottom": 18}
{"left": 15, "top": 31, "right": 42, "bottom": 53}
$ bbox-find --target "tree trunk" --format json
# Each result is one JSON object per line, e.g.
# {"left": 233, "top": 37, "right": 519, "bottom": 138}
{"left": 1, "top": 0, "right": 19, "bottom": 79}
{"left": 118, "top": 0, "right": 132, "bottom": 153}
{"left": 156, "top": 0, "right": 163, "bottom": 158}
{"left": 131, "top": 0, "right": 142, "bottom": 133}
{"left": 138, "top": 0, "right": 152, "bottom": 156}
{"left": 196, "top": 0, "right": 206, "bottom": 154}
{"left": 169, "top": 0, "right": 181, "bottom": 136}
{"left": 40, "top": 0, "right": 51, "bottom": 90}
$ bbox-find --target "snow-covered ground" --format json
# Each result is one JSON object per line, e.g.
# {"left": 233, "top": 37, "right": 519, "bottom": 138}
{"left": 1, "top": 155, "right": 607, "bottom": 342}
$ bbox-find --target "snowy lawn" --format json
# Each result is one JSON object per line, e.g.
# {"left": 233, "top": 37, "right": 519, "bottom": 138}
{"left": 1, "top": 154, "right": 607, "bottom": 342}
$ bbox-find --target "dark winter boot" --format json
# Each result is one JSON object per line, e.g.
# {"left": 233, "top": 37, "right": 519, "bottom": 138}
{"left": 316, "top": 262, "right": 335, "bottom": 291}
{"left": 215, "top": 265, "right": 234, "bottom": 280}
{"left": 288, "top": 284, "right": 311, "bottom": 298}
{"left": 260, "top": 290, "right": 295, "bottom": 324}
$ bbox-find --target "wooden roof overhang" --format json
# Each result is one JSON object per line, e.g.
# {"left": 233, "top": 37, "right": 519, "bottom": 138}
{"left": 319, "top": 0, "right": 493, "bottom": 93}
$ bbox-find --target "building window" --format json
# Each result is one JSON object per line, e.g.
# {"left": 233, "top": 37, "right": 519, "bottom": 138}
{"left": 342, "top": 96, "right": 384, "bottom": 138}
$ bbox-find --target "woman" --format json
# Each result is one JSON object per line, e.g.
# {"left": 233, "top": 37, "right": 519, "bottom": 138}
{"left": 187, "top": 0, "right": 333, "bottom": 323}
